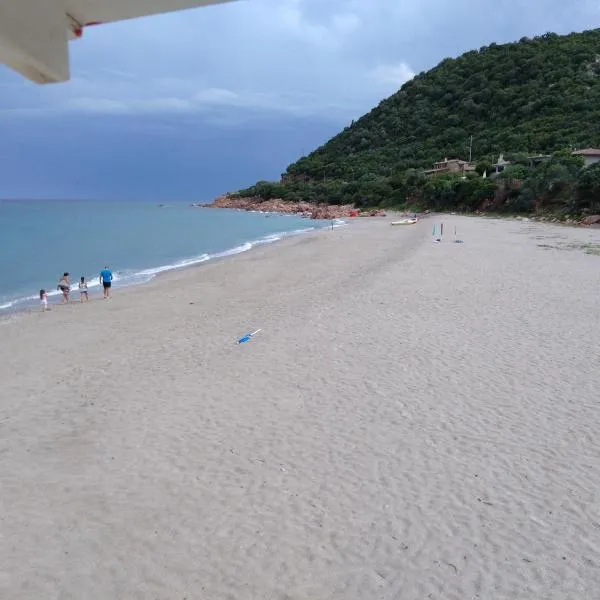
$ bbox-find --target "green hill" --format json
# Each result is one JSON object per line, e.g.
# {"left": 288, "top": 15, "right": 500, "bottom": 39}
{"left": 235, "top": 29, "right": 600, "bottom": 216}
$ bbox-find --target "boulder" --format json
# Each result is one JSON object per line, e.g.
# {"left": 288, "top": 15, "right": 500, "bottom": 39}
{"left": 582, "top": 215, "right": 600, "bottom": 225}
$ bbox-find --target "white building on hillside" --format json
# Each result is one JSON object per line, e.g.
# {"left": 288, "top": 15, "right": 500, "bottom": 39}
{"left": 572, "top": 148, "right": 600, "bottom": 168}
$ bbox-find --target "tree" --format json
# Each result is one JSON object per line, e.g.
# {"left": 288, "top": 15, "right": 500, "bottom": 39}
{"left": 575, "top": 162, "right": 600, "bottom": 213}
{"left": 498, "top": 164, "right": 530, "bottom": 181}
{"left": 455, "top": 177, "right": 497, "bottom": 210}
{"left": 475, "top": 161, "right": 492, "bottom": 176}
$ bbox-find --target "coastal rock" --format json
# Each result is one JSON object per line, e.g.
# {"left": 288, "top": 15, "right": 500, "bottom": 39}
{"left": 359, "top": 209, "right": 387, "bottom": 217}
{"left": 207, "top": 194, "right": 364, "bottom": 219}
{"left": 582, "top": 215, "right": 600, "bottom": 226}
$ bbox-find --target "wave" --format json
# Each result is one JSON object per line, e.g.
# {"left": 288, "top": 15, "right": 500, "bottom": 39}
{"left": 0, "top": 221, "right": 344, "bottom": 313}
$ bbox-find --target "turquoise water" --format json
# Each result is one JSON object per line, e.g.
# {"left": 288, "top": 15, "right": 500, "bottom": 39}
{"left": 0, "top": 200, "right": 333, "bottom": 312}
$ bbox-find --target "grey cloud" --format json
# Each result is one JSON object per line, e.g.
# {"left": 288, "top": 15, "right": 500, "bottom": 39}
{"left": 1, "top": 0, "right": 599, "bottom": 122}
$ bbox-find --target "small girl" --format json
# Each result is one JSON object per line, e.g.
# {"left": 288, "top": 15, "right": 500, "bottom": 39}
{"left": 40, "top": 289, "right": 48, "bottom": 311}
{"left": 78, "top": 276, "right": 88, "bottom": 302}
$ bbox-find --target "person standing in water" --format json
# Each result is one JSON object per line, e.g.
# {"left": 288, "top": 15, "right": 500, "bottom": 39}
{"left": 99, "top": 266, "right": 113, "bottom": 299}
{"left": 57, "top": 272, "right": 71, "bottom": 303}
{"left": 40, "top": 289, "right": 48, "bottom": 311}
{"left": 78, "top": 276, "right": 89, "bottom": 302}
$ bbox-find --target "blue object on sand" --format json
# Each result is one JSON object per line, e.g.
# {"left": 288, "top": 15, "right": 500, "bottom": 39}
{"left": 238, "top": 329, "right": 262, "bottom": 344}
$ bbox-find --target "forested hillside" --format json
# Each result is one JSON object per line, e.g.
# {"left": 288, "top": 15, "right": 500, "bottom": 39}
{"left": 235, "top": 29, "right": 600, "bottom": 215}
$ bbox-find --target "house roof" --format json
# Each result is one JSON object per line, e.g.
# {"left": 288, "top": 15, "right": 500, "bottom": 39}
{"left": 572, "top": 148, "right": 600, "bottom": 156}
{"left": 434, "top": 158, "right": 468, "bottom": 165}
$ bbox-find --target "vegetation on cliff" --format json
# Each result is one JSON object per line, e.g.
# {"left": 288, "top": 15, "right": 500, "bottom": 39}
{"left": 234, "top": 29, "right": 600, "bottom": 216}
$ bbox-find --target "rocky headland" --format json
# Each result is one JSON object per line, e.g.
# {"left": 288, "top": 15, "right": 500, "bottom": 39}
{"left": 204, "top": 195, "right": 386, "bottom": 220}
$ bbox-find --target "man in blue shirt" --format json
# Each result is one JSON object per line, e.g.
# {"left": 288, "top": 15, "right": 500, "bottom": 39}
{"left": 99, "top": 266, "right": 113, "bottom": 299}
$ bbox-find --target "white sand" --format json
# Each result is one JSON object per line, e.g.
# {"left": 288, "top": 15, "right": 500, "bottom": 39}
{"left": 1, "top": 216, "right": 600, "bottom": 599}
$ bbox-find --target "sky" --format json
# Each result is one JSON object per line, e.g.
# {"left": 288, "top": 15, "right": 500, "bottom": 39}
{"left": 0, "top": 0, "right": 599, "bottom": 201}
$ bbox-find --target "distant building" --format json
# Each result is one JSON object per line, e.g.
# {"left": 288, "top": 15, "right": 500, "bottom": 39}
{"left": 571, "top": 148, "right": 600, "bottom": 168}
{"left": 491, "top": 153, "right": 511, "bottom": 176}
{"left": 425, "top": 158, "right": 476, "bottom": 177}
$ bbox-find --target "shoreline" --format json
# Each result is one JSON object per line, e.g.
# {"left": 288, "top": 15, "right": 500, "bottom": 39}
{"left": 0, "top": 215, "right": 369, "bottom": 329}
{"left": 0, "top": 215, "right": 347, "bottom": 321}
{"left": 0, "top": 212, "right": 405, "bottom": 328}
{"left": 1, "top": 208, "right": 592, "bottom": 325}
{"left": 207, "top": 194, "right": 600, "bottom": 227}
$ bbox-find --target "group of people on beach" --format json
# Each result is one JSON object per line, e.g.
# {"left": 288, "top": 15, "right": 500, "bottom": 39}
{"left": 39, "top": 266, "right": 113, "bottom": 311}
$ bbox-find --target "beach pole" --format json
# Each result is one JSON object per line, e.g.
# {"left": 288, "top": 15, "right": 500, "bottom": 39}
{"left": 441, "top": 222, "right": 444, "bottom": 238}
{"left": 238, "top": 329, "right": 262, "bottom": 344}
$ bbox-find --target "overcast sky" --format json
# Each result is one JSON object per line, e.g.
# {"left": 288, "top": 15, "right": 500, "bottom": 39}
{"left": 1, "top": 0, "right": 599, "bottom": 200}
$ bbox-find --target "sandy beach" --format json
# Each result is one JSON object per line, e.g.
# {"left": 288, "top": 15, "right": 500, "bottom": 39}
{"left": 1, "top": 215, "right": 600, "bottom": 599}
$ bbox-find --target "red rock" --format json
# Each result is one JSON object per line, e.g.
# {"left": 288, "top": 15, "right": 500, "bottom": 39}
{"left": 582, "top": 215, "right": 600, "bottom": 225}
{"left": 208, "top": 194, "right": 355, "bottom": 219}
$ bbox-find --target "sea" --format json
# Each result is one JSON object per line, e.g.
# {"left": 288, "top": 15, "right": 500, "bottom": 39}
{"left": 0, "top": 200, "right": 337, "bottom": 313}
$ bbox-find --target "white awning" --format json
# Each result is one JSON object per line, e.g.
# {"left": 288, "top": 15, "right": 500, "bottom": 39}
{"left": 0, "top": 0, "right": 236, "bottom": 84}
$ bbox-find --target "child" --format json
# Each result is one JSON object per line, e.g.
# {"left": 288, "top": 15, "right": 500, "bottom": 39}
{"left": 78, "top": 276, "right": 89, "bottom": 302}
{"left": 40, "top": 289, "right": 48, "bottom": 311}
